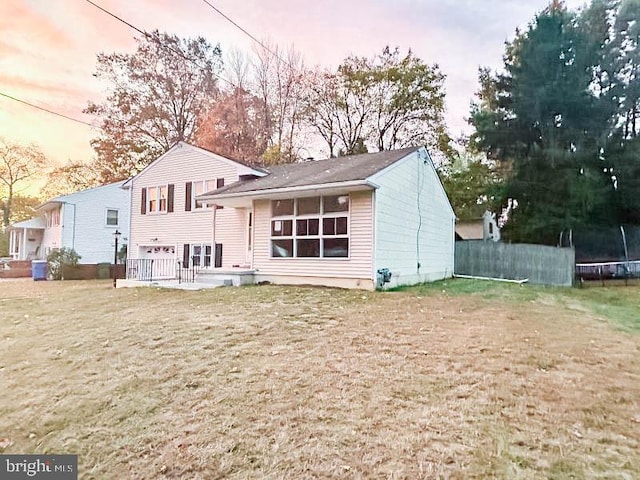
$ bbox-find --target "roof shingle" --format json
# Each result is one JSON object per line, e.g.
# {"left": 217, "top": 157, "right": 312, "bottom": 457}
{"left": 207, "top": 147, "right": 420, "bottom": 197}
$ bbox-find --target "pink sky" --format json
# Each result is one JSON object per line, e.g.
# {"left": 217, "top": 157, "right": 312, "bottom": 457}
{"left": 1, "top": 0, "right": 587, "bottom": 169}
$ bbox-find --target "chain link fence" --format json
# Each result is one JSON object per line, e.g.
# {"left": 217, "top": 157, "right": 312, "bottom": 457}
{"left": 560, "top": 225, "right": 640, "bottom": 282}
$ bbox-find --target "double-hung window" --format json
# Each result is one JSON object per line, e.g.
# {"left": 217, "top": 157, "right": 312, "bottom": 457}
{"left": 46, "top": 209, "right": 60, "bottom": 227}
{"left": 192, "top": 180, "right": 216, "bottom": 209}
{"left": 186, "top": 178, "right": 224, "bottom": 211}
{"left": 143, "top": 185, "right": 173, "bottom": 214}
{"left": 191, "top": 244, "right": 212, "bottom": 267}
{"left": 270, "top": 195, "right": 349, "bottom": 258}
{"left": 105, "top": 208, "right": 119, "bottom": 227}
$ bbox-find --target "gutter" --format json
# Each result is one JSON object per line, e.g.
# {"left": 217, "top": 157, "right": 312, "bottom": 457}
{"left": 198, "top": 179, "right": 379, "bottom": 202}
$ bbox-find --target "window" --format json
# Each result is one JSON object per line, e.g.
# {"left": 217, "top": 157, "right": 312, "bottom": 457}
{"left": 148, "top": 187, "right": 157, "bottom": 212}
{"left": 193, "top": 180, "right": 216, "bottom": 209}
{"left": 46, "top": 208, "right": 60, "bottom": 227}
{"left": 159, "top": 186, "right": 167, "bottom": 212}
{"left": 186, "top": 178, "right": 224, "bottom": 211}
{"left": 105, "top": 209, "right": 119, "bottom": 227}
{"left": 270, "top": 195, "right": 350, "bottom": 258}
{"left": 190, "top": 244, "right": 212, "bottom": 267}
{"left": 9, "top": 230, "right": 20, "bottom": 256}
{"left": 142, "top": 185, "right": 174, "bottom": 214}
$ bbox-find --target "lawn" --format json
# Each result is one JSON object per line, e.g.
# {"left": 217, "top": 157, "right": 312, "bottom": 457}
{"left": 0, "top": 278, "right": 639, "bottom": 479}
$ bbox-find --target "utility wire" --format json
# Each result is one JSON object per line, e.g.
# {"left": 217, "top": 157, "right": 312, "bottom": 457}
{"left": 0, "top": 91, "right": 97, "bottom": 128}
{"left": 84, "top": 0, "right": 235, "bottom": 87}
{"left": 199, "top": 0, "right": 291, "bottom": 67}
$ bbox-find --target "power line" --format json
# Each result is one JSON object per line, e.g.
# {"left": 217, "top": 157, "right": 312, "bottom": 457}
{"left": 199, "top": 0, "right": 291, "bottom": 67}
{"left": 0, "top": 92, "right": 97, "bottom": 128}
{"left": 85, "top": 0, "right": 147, "bottom": 39}
{"left": 84, "top": 0, "right": 235, "bottom": 87}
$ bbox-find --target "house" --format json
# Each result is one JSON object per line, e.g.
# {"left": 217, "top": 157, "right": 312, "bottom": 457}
{"left": 121, "top": 142, "right": 266, "bottom": 281}
{"left": 121, "top": 143, "right": 455, "bottom": 290}
{"left": 8, "top": 181, "right": 130, "bottom": 264}
{"left": 202, "top": 145, "right": 455, "bottom": 289}
{"left": 455, "top": 211, "right": 500, "bottom": 242}
{"left": 8, "top": 217, "right": 45, "bottom": 261}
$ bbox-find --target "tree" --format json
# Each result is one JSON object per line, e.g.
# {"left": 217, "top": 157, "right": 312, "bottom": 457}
{"left": 7, "top": 195, "right": 40, "bottom": 223}
{"left": 470, "top": 1, "right": 617, "bottom": 243}
{"left": 195, "top": 87, "right": 269, "bottom": 162}
{"left": 251, "top": 43, "right": 306, "bottom": 164}
{"left": 304, "top": 47, "right": 451, "bottom": 159}
{"left": 303, "top": 69, "right": 342, "bottom": 157}
{"left": 441, "top": 150, "right": 504, "bottom": 220}
{"left": 610, "top": 0, "right": 640, "bottom": 138}
{"left": 40, "top": 161, "right": 100, "bottom": 199}
{"left": 86, "top": 31, "right": 223, "bottom": 182}
{"left": 0, "top": 138, "right": 46, "bottom": 229}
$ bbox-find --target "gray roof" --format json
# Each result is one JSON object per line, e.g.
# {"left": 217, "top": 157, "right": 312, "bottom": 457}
{"left": 10, "top": 217, "right": 45, "bottom": 229}
{"left": 207, "top": 147, "right": 420, "bottom": 197}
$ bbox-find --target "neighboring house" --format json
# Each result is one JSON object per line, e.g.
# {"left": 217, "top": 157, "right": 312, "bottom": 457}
{"left": 8, "top": 181, "right": 130, "bottom": 263}
{"left": 123, "top": 142, "right": 266, "bottom": 279}
{"left": 8, "top": 217, "right": 45, "bottom": 260}
{"left": 455, "top": 211, "right": 500, "bottom": 242}
{"left": 197, "top": 145, "right": 455, "bottom": 289}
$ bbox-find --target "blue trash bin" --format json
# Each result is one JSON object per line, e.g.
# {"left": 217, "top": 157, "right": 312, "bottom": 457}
{"left": 32, "top": 260, "right": 48, "bottom": 281}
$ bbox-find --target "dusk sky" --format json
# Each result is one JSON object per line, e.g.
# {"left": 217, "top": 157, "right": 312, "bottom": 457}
{"left": 1, "top": 0, "right": 587, "bottom": 167}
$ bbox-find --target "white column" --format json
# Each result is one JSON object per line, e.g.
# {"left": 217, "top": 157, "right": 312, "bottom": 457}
{"left": 22, "top": 228, "right": 28, "bottom": 260}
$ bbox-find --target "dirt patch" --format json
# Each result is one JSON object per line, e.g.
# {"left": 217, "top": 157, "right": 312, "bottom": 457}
{"left": 0, "top": 279, "right": 639, "bottom": 479}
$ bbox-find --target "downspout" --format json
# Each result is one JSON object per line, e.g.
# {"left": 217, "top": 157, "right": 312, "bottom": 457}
{"left": 371, "top": 189, "right": 376, "bottom": 286}
{"left": 127, "top": 180, "right": 133, "bottom": 259}
{"left": 211, "top": 205, "right": 216, "bottom": 268}
{"left": 451, "top": 215, "right": 456, "bottom": 278}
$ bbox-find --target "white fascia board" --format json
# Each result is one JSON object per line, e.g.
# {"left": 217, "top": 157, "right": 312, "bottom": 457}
{"left": 122, "top": 142, "right": 266, "bottom": 187}
{"left": 36, "top": 200, "right": 63, "bottom": 211}
{"left": 199, "top": 179, "right": 378, "bottom": 204}
{"left": 368, "top": 147, "right": 455, "bottom": 218}
{"left": 366, "top": 149, "right": 419, "bottom": 184}
{"left": 186, "top": 143, "right": 267, "bottom": 177}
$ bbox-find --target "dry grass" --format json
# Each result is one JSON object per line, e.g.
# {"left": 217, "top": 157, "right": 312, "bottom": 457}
{"left": 0, "top": 278, "right": 639, "bottom": 479}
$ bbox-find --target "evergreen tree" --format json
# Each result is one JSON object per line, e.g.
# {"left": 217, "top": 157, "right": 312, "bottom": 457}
{"left": 471, "top": 1, "right": 618, "bottom": 243}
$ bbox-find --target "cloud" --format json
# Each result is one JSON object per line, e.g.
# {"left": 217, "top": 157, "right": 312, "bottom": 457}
{"left": 0, "top": 72, "right": 95, "bottom": 100}
{"left": 0, "top": 1, "right": 73, "bottom": 50}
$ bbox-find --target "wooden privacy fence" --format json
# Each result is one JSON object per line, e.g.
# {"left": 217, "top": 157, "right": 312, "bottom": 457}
{"left": 455, "top": 241, "right": 575, "bottom": 286}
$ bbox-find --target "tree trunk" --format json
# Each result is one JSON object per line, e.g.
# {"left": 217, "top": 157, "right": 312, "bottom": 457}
{"left": 2, "top": 185, "right": 13, "bottom": 229}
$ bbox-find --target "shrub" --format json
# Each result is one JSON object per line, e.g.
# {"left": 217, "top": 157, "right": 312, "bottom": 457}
{"left": 47, "top": 247, "right": 81, "bottom": 280}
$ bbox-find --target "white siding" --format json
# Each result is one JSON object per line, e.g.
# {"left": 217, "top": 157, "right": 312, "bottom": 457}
{"left": 371, "top": 149, "right": 455, "bottom": 287}
{"left": 129, "top": 143, "right": 247, "bottom": 267}
{"left": 56, "top": 182, "right": 130, "bottom": 264}
{"left": 41, "top": 208, "right": 62, "bottom": 255}
{"left": 214, "top": 207, "right": 248, "bottom": 267}
{"left": 252, "top": 190, "right": 374, "bottom": 287}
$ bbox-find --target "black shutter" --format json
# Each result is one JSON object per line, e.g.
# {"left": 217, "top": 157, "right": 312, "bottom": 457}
{"left": 141, "top": 188, "right": 147, "bottom": 214}
{"left": 215, "top": 178, "right": 225, "bottom": 209}
{"left": 214, "top": 243, "right": 223, "bottom": 268}
{"left": 185, "top": 182, "right": 192, "bottom": 212}
{"left": 167, "top": 184, "right": 174, "bottom": 213}
{"left": 183, "top": 244, "right": 190, "bottom": 267}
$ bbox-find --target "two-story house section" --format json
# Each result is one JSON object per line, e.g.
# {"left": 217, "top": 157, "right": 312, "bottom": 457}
{"left": 123, "top": 142, "right": 265, "bottom": 279}
{"left": 8, "top": 181, "right": 130, "bottom": 263}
